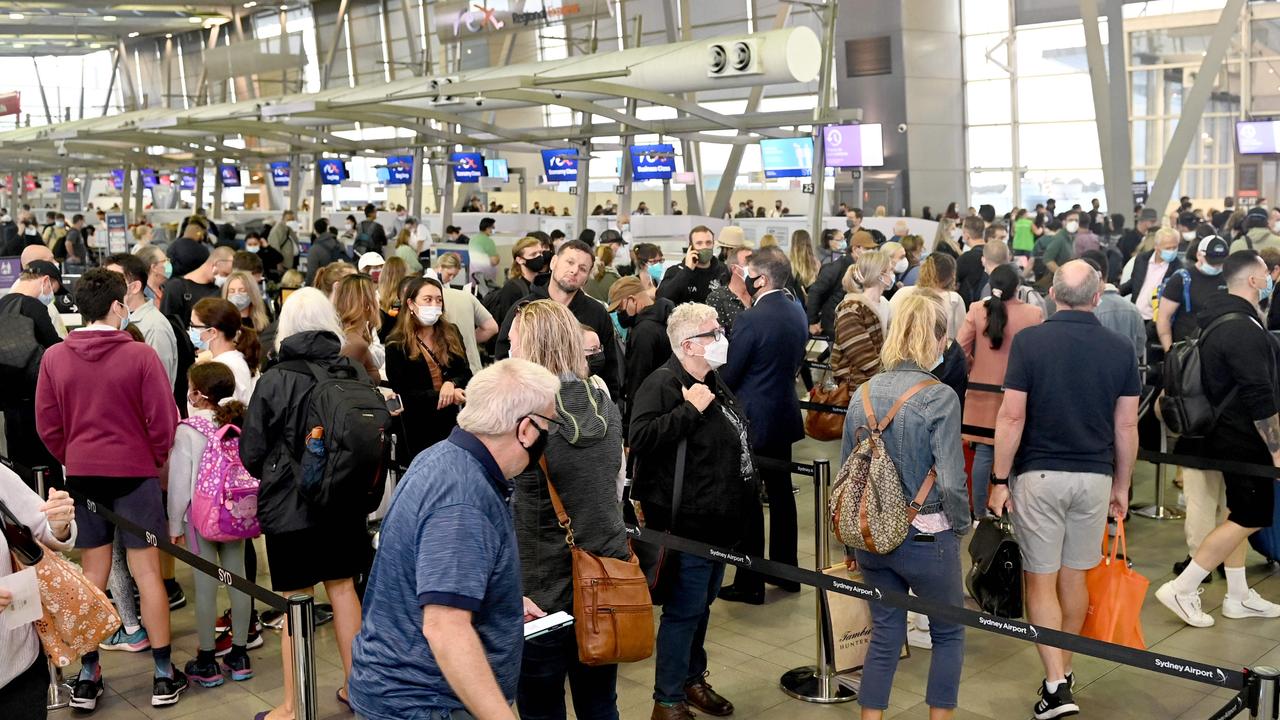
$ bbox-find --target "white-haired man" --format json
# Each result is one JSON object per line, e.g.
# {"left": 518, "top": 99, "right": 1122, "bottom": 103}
{"left": 350, "top": 359, "right": 561, "bottom": 720}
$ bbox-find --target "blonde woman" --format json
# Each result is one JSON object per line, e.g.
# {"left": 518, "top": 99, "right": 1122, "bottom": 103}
{"left": 384, "top": 276, "right": 471, "bottom": 460}
{"left": 841, "top": 292, "right": 968, "bottom": 720}
{"left": 585, "top": 244, "right": 621, "bottom": 303}
{"left": 889, "top": 253, "right": 967, "bottom": 340}
{"left": 932, "top": 219, "right": 962, "bottom": 260}
{"left": 331, "top": 274, "right": 383, "bottom": 379}
{"left": 759, "top": 233, "right": 779, "bottom": 248}
{"left": 507, "top": 299, "right": 629, "bottom": 719}
{"left": 831, "top": 251, "right": 892, "bottom": 388}
{"left": 789, "top": 229, "right": 821, "bottom": 288}
{"left": 392, "top": 227, "right": 423, "bottom": 274}
{"left": 222, "top": 270, "right": 269, "bottom": 331}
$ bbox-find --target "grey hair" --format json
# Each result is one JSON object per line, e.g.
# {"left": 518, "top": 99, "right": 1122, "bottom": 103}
{"left": 747, "top": 246, "right": 792, "bottom": 292}
{"left": 457, "top": 359, "right": 560, "bottom": 435}
{"left": 275, "top": 286, "right": 346, "bottom": 352}
{"left": 1052, "top": 262, "right": 1101, "bottom": 308}
{"left": 665, "top": 302, "right": 719, "bottom": 357}
{"left": 982, "top": 240, "right": 1010, "bottom": 266}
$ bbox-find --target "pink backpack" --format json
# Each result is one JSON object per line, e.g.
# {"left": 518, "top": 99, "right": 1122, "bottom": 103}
{"left": 181, "top": 416, "right": 261, "bottom": 542}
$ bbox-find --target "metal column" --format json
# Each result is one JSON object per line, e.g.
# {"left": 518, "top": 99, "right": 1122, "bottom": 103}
{"left": 288, "top": 153, "right": 301, "bottom": 214}
{"left": 1147, "top": 0, "right": 1247, "bottom": 212}
{"left": 288, "top": 595, "right": 317, "bottom": 720}
{"left": 575, "top": 141, "right": 592, "bottom": 222}
{"left": 212, "top": 162, "right": 224, "bottom": 216}
{"left": 807, "top": 0, "right": 839, "bottom": 254}
{"left": 313, "top": 154, "right": 324, "bottom": 217}
{"left": 134, "top": 168, "right": 145, "bottom": 216}
{"left": 1080, "top": 0, "right": 1117, "bottom": 213}
{"left": 194, "top": 159, "right": 206, "bottom": 211}
{"left": 121, "top": 164, "right": 133, "bottom": 218}
{"left": 410, "top": 145, "right": 426, "bottom": 216}
{"left": 1106, "top": 0, "right": 1132, "bottom": 215}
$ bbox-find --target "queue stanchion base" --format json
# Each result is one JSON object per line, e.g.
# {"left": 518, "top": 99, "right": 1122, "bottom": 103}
{"left": 46, "top": 659, "right": 71, "bottom": 711}
{"left": 780, "top": 666, "right": 857, "bottom": 704}
{"left": 1132, "top": 504, "right": 1184, "bottom": 521}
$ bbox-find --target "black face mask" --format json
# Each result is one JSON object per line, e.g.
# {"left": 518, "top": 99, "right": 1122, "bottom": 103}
{"left": 524, "top": 253, "right": 549, "bottom": 274}
{"left": 521, "top": 417, "right": 550, "bottom": 472}
{"left": 617, "top": 308, "right": 637, "bottom": 328}
{"left": 587, "top": 352, "right": 606, "bottom": 376}
{"left": 745, "top": 274, "right": 763, "bottom": 297}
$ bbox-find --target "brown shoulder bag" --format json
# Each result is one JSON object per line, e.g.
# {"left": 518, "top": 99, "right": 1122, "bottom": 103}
{"left": 541, "top": 457, "right": 655, "bottom": 665}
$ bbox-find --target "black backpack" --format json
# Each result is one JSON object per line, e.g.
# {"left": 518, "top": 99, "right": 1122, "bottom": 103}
{"left": 165, "top": 313, "right": 196, "bottom": 417}
{"left": 1159, "top": 311, "right": 1252, "bottom": 439}
{"left": 0, "top": 300, "right": 42, "bottom": 385}
{"left": 281, "top": 359, "right": 391, "bottom": 514}
{"left": 355, "top": 221, "right": 377, "bottom": 255}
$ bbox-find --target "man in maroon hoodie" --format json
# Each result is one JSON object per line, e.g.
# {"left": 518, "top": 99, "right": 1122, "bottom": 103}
{"left": 35, "top": 268, "right": 187, "bottom": 711}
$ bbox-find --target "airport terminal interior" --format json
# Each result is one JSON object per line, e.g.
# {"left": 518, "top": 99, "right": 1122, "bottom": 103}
{"left": 3, "top": 0, "right": 1280, "bottom": 719}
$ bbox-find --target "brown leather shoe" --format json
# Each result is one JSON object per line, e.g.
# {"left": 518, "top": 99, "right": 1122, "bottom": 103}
{"left": 650, "top": 701, "right": 696, "bottom": 720}
{"left": 684, "top": 675, "right": 734, "bottom": 716}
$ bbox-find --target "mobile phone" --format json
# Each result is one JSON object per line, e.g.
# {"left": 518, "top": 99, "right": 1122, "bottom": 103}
{"left": 524, "top": 611, "right": 574, "bottom": 639}
{"left": 385, "top": 393, "right": 403, "bottom": 414}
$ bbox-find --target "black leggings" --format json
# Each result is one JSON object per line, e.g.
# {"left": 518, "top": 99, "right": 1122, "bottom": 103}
{"left": 0, "top": 650, "right": 47, "bottom": 720}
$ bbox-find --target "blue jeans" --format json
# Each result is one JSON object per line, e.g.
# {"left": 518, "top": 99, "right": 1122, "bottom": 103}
{"left": 971, "top": 443, "right": 994, "bottom": 519}
{"left": 653, "top": 552, "right": 725, "bottom": 703}
{"left": 517, "top": 626, "right": 619, "bottom": 720}
{"left": 854, "top": 527, "right": 965, "bottom": 711}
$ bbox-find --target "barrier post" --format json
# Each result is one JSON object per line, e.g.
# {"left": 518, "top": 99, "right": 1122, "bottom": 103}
{"left": 1253, "top": 666, "right": 1279, "bottom": 719}
{"left": 1134, "top": 425, "right": 1183, "bottom": 521}
{"left": 780, "top": 459, "right": 856, "bottom": 703}
{"left": 288, "top": 594, "right": 318, "bottom": 720}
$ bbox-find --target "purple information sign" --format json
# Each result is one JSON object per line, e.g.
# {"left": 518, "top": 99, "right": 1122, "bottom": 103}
{"left": 823, "top": 125, "right": 862, "bottom": 168}
{"left": 0, "top": 256, "right": 21, "bottom": 289}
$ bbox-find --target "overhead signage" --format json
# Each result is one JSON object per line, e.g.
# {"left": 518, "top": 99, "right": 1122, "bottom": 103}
{"left": 1131, "top": 181, "right": 1149, "bottom": 206}
{"left": 61, "top": 192, "right": 82, "bottom": 213}
{"left": 270, "top": 161, "right": 290, "bottom": 187}
{"left": 630, "top": 143, "right": 675, "bottom": 181}
{"left": 52, "top": 174, "right": 62, "bottom": 191}
{"left": 318, "top": 159, "right": 345, "bottom": 185}
{"left": 0, "top": 91, "right": 19, "bottom": 117}
{"left": 111, "top": 169, "right": 124, "bottom": 190}
{"left": 822, "top": 123, "right": 885, "bottom": 168}
{"left": 485, "top": 158, "right": 509, "bottom": 181}
{"left": 760, "top": 137, "right": 813, "bottom": 179}
{"left": 140, "top": 168, "right": 158, "bottom": 189}
{"left": 219, "top": 165, "right": 241, "bottom": 188}
{"left": 446, "top": 2, "right": 582, "bottom": 37}
{"left": 1236, "top": 120, "right": 1280, "bottom": 155}
{"left": 387, "top": 155, "right": 413, "bottom": 185}
{"left": 541, "top": 148, "right": 578, "bottom": 182}
{"left": 452, "top": 153, "right": 484, "bottom": 183}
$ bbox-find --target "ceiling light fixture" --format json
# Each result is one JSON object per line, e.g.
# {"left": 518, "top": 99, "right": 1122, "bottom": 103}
{"left": 8, "top": 12, "right": 23, "bottom": 20}
{"left": 127, "top": 31, "right": 139, "bottom": 38}
{"left": 165, "top": 33, "right": 173, "bottom": 38}
{"left": 189, "top": 16, "right": 203, "bottom": 23}
{"left": 89, "top": 42, "right": 101, "bottom": 48}
{"left": 12, "top": 42, "right": 23, "bottom": 48}
{"left": 103, "top": 14, "right": 117, "bottom": 21}
{"left": 243, "top": 1, "right": 258, "bottom": 7}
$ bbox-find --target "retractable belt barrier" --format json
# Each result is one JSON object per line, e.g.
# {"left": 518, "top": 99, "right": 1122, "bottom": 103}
{"left": 623, "top": 524, "right": 1245, "bottom": 690}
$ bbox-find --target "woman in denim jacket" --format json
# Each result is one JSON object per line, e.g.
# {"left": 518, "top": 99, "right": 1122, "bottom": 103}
{"left": 841, "top": 292, "right": 970, "bottom": 720}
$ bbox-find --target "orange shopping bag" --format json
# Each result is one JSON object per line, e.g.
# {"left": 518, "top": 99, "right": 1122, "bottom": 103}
{"left": 1081, "top": 520, "right": 1148, "bottom": 649}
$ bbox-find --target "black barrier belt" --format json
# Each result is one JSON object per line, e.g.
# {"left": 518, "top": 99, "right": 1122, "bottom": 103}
{"left": 623, "top": 525, "right": 1246, "bottom": 690}
{"left": 66, "top": 489, "right": 288, "bottom": 612}
{"left": 1138, "top": 450, "right": 1280, "bottom": 480}
{"left": 750, "top": 456, "right": 816, "bottom": 477}
{"left": 1206, "top": 689, "right": 1250, "bottom": 720}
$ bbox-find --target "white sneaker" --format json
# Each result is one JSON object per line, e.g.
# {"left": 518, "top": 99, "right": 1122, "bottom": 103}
{"left": 1156, "top": 582, "right": 1215, "bottom": 628}
{"left": 907, "top": 627, "right": 933, "bottom": 650}
{"left": 1222, "top": 590, "right": 1280, "bottom": 619}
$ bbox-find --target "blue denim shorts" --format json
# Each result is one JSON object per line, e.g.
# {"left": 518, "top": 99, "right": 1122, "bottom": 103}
{"left": 72, "top": 478, "right": 167, "bottom": 550}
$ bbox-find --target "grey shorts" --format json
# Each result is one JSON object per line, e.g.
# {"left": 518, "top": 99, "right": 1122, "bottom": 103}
{"left": 1010, "top": 471, "right": 1111, "bottom": 574}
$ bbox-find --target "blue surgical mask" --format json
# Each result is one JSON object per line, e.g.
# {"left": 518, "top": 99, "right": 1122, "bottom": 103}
{"left": 648, "top": 263, "right": 664, "bottom": 283}
{"left": 117, "top": 303, "right": 129, "bottom": 332}
{"left": 37, "top": 282, "right": 53, "bottom": 306}
{"left": 163, "top": 260, "right": 173, "bottom": 278}
{"left": 245, "top": 245, "right": 260, "bottom": 254}
{"left": 1159, "top": 249, "right": 1178, "bottom": 263}
{"left": 1262, "top": 275, "right": 1276, "bottom": 303}
{"left": 188, "top": 326, "right": 209, "bottom": 351}
{"left": 1200, "top": 263, "right": 1222, "bottom": 276}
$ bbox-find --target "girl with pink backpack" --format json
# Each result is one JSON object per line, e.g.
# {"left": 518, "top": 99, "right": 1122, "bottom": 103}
{"left": 166, "top": 362, "right": 261, "bottom": 688}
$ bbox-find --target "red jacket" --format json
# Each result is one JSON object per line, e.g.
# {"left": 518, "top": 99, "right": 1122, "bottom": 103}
{"left": 36, "top": 329, "right": 178, "bottom": 478}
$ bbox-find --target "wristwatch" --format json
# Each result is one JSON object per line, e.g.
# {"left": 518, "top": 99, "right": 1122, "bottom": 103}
{"left": 990, "top": 474, "right": 1009, "bottom": 486}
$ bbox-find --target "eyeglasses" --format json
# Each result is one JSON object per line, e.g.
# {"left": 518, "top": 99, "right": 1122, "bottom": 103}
{"left": 526, "top": 412, "right": 563, "bottom": 432}
{"left": 684, "top": 327, "right": 725, "bottom": 343}
{"left": 190, "top": 323, "right": 210, "bottom": 331}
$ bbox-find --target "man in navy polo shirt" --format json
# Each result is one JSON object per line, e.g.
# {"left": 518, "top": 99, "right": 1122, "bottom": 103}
{"left": 349, "top": 359, "right": 561, "bottom": 720}
{"left": 988, "top": 260, "right": 1141, "bottom": 720}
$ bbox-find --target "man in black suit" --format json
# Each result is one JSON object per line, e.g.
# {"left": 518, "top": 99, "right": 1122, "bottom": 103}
{"left": 717, "top": 247, "right": 809, "bottom": 604}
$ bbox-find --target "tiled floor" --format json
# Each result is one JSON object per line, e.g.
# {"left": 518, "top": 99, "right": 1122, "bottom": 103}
{"left": 60, "top": 435, "right": 1278, "bottom": 720}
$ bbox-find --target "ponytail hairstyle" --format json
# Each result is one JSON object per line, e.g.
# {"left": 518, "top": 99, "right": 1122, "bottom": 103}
{"left": 193, "top": 297, "right": 261, "bottom": 372}
{"left": 187, "top": 361, "right": 246, "bottom": 428}
{"left": 982, "top": 264, "right": 1021, "bottom": 351}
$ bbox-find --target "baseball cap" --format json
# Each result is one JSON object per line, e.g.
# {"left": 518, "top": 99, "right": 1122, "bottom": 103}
{"left": 599, "top": 229, "right": 626, "bottom": 246}
{"left": 607, "top": 275, "right": 645, "bottom": 312}
{"left": 850, "top": 230, "right": 878, "bottom": 249}
{"left": 717, "top": 225, "right": 750, "bottom": 250}
{"left": 358, "top": 252, "right": 385, "bottom": 271}
{"left": 1177, "top": 211, "right": 1198, "bottom": 230}
{"left": 24, "top": 259, "right": 62, "bottom": 287}
{"left": 1247, "top": 206, "right": 1271, "bottom": 229}
{"left": 1138, "top": 207, "right": 1158, "bottom": 223}
{"left": 1197, "top": 236, "right": 1229, "bottom": 262}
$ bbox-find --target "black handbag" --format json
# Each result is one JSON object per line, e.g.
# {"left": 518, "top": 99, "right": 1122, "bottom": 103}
{"left": 966, "top": 517, "right": 1023, "bottom": 618}
{"left": 632, "top": 440, "right": 686, "bottom": 606}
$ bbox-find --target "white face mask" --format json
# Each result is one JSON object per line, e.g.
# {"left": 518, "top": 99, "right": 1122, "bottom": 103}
{"left": 1065, "top": 221, "right": 1079, "bottom": 234}
{"left": 345, "top": 221, "right": 356, "bottom": 231}
{"left": 287, "top": 220, "right": 301, "bottom": 232}
{"left": 416, "top": 305, "right": 442, "bottom": 326}
{"left": 1271, "top": 221, "right": 1280, "bottom": 235}
{"left": 228, "top": 292, "right": 251, "bottom": 310}
{"left": 214, "top": 274, "right": 228, "bottom": 288}
{"left": 893, "top": 258, "right": 909, "bottom": 275}
{"left": 701, "top": 336, "right": 729, "bottom": 369}
{"left": 1181, "top": 231, "right": 1196, "bottom": 241}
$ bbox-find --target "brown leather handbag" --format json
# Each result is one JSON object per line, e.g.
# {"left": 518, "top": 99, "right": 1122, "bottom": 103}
{"left": 805, "top": 375, "right": 851, "bottom": 441}
{"left": 541, "top": 458, "right": 654, "bottom": 666}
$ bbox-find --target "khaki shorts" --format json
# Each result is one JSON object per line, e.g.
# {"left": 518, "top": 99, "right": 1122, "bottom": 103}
{"left": 1010, "top": 471, "right": 1111, "bottom": 574}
